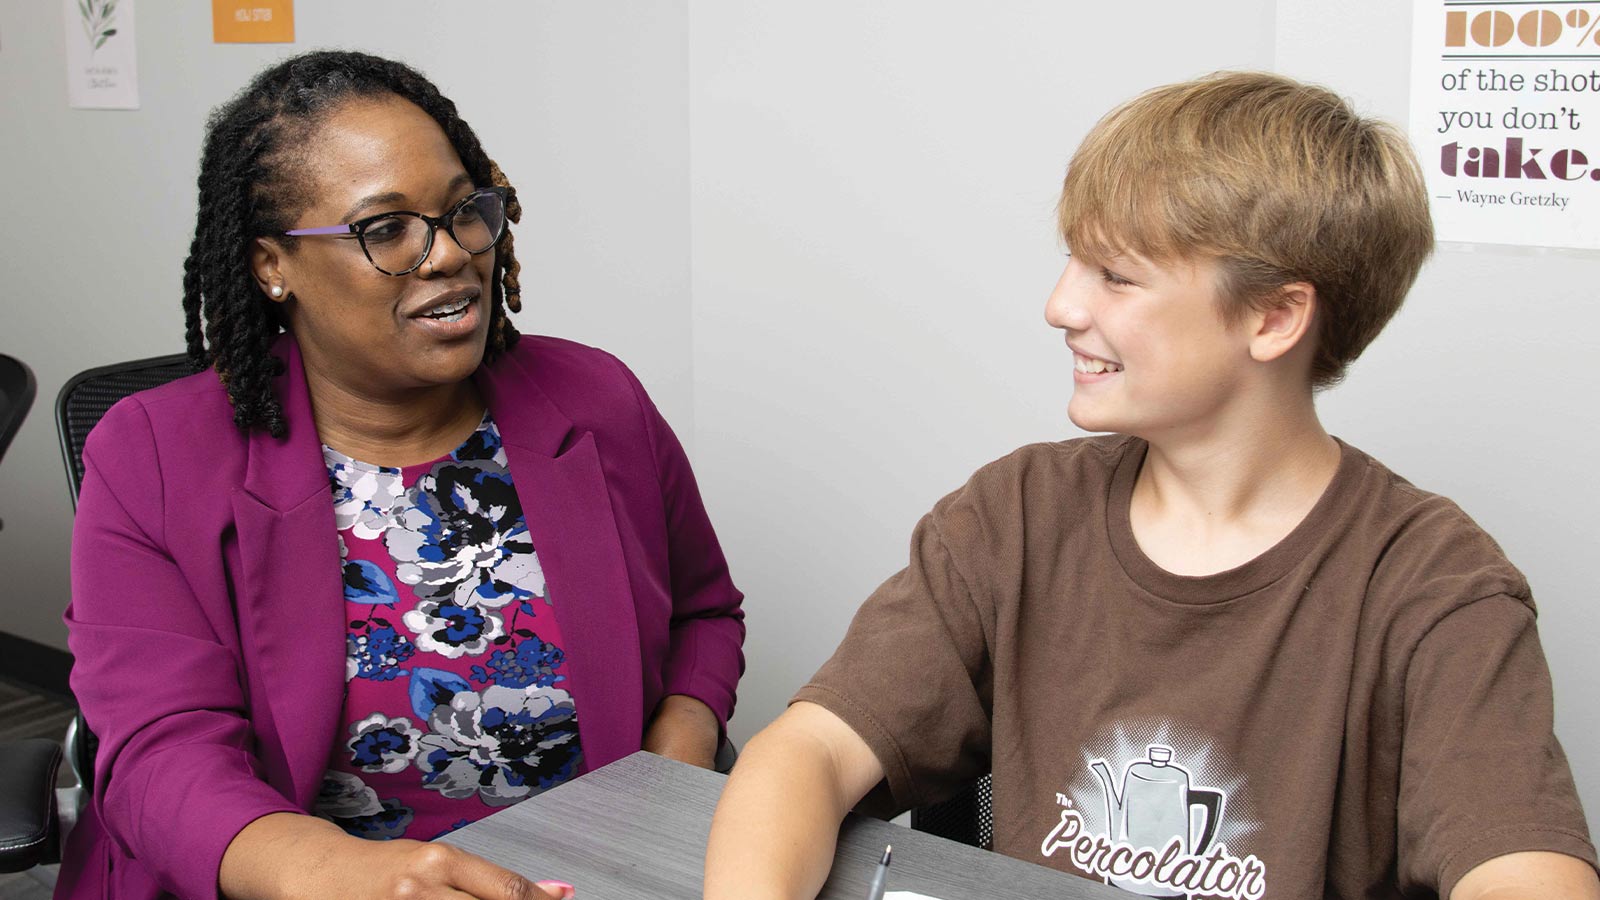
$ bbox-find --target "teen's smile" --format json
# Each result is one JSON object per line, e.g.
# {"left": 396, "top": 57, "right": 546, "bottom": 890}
{"left": 1068, "top": 340, "right": 1123, "bottom": 382}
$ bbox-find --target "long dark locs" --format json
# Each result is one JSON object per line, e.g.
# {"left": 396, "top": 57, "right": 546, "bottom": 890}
{"left": 181, "top": 50, "right": 524, "bottom": 437}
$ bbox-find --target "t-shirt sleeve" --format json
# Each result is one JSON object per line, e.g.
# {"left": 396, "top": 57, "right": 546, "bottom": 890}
{"left": 794, "top": 495, "right": 995, "bottom": 818}
{"left": 1397, "top": 593, "right": 1598, "bottom": 894}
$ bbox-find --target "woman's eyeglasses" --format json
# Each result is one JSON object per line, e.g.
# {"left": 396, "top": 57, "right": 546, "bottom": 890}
{"left": 283, "top": 187, "right": 508, "bottom": 276}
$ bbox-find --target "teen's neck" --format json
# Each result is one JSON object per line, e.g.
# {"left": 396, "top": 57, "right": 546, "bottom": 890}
{"left": 305, "top": 369, "right": 487, "bottom": 469}
{"left": 1128, "top": 402, "right": 1340, "bottom": 577}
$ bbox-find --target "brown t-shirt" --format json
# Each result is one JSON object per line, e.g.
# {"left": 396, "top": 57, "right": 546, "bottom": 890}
{"left": 797, "top": 435, "right": 1596, "bottom": 899}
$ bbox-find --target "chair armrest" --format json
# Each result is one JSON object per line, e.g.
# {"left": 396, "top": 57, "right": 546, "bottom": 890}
{"left": 0, "top": 738, "right": 63, "bottom": 873}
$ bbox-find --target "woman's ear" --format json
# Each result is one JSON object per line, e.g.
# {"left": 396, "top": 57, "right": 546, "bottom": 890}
{"left": 251, "top": 237, "right": 290, "bottom": 303}
{"left": 1249, "top": 282, "right": 1317, "bottom": 364}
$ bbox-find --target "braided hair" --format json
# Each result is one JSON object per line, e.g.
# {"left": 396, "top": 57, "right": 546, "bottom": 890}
{"left": 182, "top": 50, "right": 524, "bottom": 437}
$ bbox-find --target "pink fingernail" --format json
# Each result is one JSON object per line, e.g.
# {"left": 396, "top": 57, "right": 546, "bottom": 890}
{"left": 536, "top": 881, "right": 575, "bottom": 899}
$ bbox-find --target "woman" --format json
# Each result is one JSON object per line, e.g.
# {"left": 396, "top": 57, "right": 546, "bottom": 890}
{"left": 59, "top": 50, "right": 744, "bottom": 900}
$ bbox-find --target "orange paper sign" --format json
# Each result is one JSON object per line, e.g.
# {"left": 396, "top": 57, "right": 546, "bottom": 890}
{"left": 212, "top": 0, "right": 293, "bottom": 43}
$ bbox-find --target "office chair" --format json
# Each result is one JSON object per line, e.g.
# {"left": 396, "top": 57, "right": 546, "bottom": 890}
{"left": 0, "top": 354, "right": 35, "bottom": 467}
{"left": 0, "top": 353, "right": 58, "bottom": 875}
{"left": 911, "top": 773, "right": 993, "bottom": 850}
{"left": 0, "top": 353, "right": 38, "bottom": 533}
{"left": 0, "top": 353, "right": 195, "bottom": 873}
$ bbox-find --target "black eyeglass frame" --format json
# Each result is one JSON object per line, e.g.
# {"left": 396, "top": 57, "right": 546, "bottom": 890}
{"left": 282, "top": 186, "right": 509, "bottom": 276}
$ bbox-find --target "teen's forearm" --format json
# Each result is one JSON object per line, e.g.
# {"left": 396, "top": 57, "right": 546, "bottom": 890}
{"left": 703, "top": 725, "right": 855, "bottom": 900}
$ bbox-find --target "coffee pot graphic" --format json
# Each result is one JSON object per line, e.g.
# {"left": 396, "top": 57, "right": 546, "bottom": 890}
{"left": 1089, "top": 745, "right": 1224, "bottom": 898}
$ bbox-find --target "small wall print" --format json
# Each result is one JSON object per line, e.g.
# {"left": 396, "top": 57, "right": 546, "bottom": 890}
{"left": 212, "top": 1, "right": 294, "bottom": 44}
{"left": 64, "top": 0, "right": 139, "bottom": 110}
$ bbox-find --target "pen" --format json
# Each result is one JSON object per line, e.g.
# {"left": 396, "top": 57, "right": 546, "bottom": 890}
{"left": 866, "top": 844, "right": 892, "bottom": 900}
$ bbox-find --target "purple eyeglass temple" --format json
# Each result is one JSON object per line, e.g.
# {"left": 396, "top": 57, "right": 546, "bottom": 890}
{"left": 284, "top": 224, "right": 356, "bottom": 236}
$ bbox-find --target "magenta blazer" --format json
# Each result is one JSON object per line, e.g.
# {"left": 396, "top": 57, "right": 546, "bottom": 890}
{"left": 57, "top": 333, "right": 745, "bottom": 900}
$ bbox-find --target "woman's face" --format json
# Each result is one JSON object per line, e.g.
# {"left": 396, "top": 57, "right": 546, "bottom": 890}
{"left": 253, "top": 94, "right": 497, "bottom": 400}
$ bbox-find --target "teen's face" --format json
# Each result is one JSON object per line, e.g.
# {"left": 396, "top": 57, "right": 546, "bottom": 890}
{"left": 1044, "top": 251, "right": 1257, "bottom": 438}
{"left": 256, "top": 94, "right": 496, "bottom": 398}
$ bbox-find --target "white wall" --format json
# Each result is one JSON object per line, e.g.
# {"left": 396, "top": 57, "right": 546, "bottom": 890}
{"left": 0, "top": 1, "right": 692, "bottom": 648}
{"left": 1, "top": 0, "right": 1594, "bottom": 834}
{"left": 688, "top": 1, "right": 1272, "bottom": 728}
{"left": 1275, "top": 0, "right": 1600, "bottom": 825}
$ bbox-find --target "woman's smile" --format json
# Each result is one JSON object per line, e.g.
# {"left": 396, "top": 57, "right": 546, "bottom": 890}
{"left": 405, "top": 289, "right": 485, "bottom": 340}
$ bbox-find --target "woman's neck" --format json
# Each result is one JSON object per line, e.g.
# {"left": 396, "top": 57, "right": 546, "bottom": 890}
{"left": 304, "top": 366, "right": 487, "bottom": 469}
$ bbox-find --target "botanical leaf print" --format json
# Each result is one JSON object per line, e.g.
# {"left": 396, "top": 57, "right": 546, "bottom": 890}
{"left": 79, "top": 0, "right": 118, "bottom": 54}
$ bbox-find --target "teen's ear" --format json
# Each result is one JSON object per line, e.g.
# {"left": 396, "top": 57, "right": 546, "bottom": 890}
{"left": 250, "top": 237, "right": 292, "bottom": 305}
{"left": 1249, "top": 282, "right": 1317, "bottom": 364}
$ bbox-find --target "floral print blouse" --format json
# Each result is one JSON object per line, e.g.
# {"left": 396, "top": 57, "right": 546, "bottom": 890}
{"left": 312, "top": 414, "right": 583, "bottom": 841}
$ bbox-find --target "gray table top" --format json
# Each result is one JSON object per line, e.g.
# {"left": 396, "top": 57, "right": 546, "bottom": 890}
{"left": 442, "top": 751, "right": 1126, "bottom": 899}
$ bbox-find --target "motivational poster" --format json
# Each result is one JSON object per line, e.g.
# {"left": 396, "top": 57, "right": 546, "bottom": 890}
{"left": 1411, "top": 0, "right": 1600, "bottom": 248}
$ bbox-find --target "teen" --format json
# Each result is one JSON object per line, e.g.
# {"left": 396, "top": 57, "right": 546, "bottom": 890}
{"left": 703, "top": 72, "right": 1598, "bottom": 899}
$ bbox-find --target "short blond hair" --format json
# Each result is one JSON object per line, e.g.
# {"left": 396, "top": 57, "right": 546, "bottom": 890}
{"left": 1057, "top": 72, "right": 1434, "bottom": 388}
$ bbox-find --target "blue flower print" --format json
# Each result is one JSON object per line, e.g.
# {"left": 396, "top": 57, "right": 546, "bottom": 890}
{"left": 346, "top": 625, "right": 416, "bottom": 682}
{"left": 347, "top": 713, "right": 423, "bottom": 774}
{"left": 453, "top": 418, "right": 508, "bottom": 466}
{"left": 402, "top": 599, "right": 506, "bottom": 658}
{"left": 409, "top": 668, "right": 473, "bottom": 721}
{"left": 384, "top": 459, "right": 545, "bottom": 610}
{"left": 413, "top": 683, "right": 582, "bottom": 807}
{"left": 326, "top": 453, "right": 406, "bottom": 540}
{"left": 314, "top": 770, "right": 414, "bottom": 841}
{"left": 469, "top": 636, "right": 566, "bottom": 689}
{"left": 344, "top": 559, "right": 400, "bottom": 605}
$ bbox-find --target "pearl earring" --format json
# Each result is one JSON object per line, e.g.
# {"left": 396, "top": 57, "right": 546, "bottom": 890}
{"left": 270, "top": 284, "right": 284, "bottom": 298}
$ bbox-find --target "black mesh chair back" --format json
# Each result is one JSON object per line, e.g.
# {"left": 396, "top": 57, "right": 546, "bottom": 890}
{"left": 0, "top": 354, "right": 199, "bottom": 871}
{"left": 0, "top": 353, "right": 37, "bottom": 467}
{"left": 55, "top": 352, "right": 199, "bottom": 794}
{"left": 56, "top": 353, "right": 197, "bottom": 509}
{"left": 910, "top": 773, "right": 994, "bottom": 850}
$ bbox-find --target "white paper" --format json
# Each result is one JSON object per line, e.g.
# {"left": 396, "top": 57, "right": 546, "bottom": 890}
{"left": 64, "top": 0, "right": 139, "bottom": 110}
{"left": 885, "top": 893, "right": 949, "bottom": 900}
{"left": 1409, "top": 0, "right": 1600, "bottom": 249}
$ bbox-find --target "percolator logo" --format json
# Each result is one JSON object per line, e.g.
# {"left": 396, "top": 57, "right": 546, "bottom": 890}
{"left": 1039, "top": 743, "right": 1266, "bottom": 900}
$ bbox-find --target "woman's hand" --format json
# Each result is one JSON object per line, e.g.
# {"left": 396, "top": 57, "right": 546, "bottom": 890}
{"left": 220, "top": 812, "right": 575, "bottom": 899}
{"left": 642, "top": 694, "right": 721, "bottom": 769}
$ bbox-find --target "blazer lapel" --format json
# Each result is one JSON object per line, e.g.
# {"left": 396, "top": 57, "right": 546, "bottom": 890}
{"left": 481, "top": 352, "right": 645, "bottom": 772}
{"left": 231, "top": 335, "right": 346, "bottom": 808}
